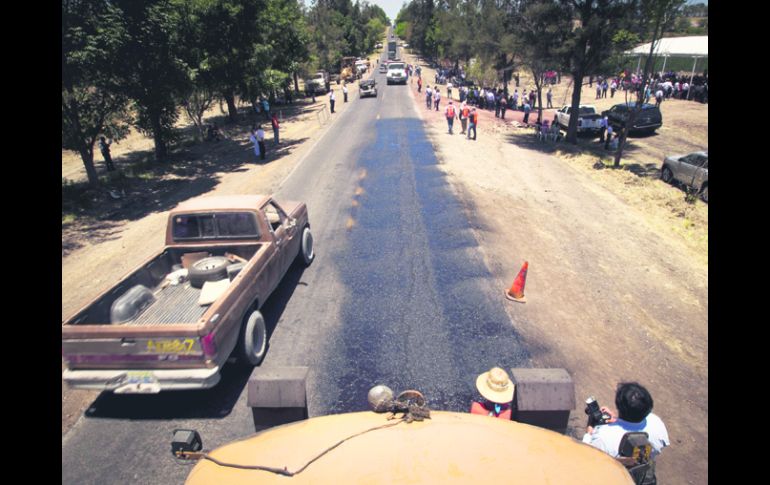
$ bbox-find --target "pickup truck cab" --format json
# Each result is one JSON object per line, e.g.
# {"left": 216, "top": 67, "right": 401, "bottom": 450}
{"left": 386, "top": 62, "right": 407, "bottom": 85}
{"left": 306, "top": 72, "right": 329, "bottom": 95}
{"left": 556, "top": 105, "right": 603, "bottom": 134}
{"left": 62, "top": 195, "right": 315, "bottom": 394}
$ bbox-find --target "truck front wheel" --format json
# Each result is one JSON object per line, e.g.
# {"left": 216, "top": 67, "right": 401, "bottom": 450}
{"left": 298, "top": 226, "right": 315, "bottom": 267}
{"left": 239, "top": 310, "right": 267, "bottom": 366}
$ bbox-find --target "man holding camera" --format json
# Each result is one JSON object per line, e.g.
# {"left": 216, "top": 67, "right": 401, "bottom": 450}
{"left": 583, "top": 382, "right": 669, "bottom": 483}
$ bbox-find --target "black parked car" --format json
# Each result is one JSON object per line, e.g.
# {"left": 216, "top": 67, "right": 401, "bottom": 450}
{"left": 602, "top": 102, "right": 662, "bottom": 134}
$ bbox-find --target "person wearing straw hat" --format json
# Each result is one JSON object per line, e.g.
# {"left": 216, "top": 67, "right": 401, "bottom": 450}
{"left": 470, "top": 367, "right": 514, "bottom": 419}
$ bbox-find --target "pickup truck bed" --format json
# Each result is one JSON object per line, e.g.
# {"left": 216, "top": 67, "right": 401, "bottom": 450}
{"left": 67, "top": 243, "right": 263, "bottom": 327}
{"left": 130, "top": 283, "right": 207, "bottom": 326}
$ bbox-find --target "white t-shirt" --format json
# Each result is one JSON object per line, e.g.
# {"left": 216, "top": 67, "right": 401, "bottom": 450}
{"left": 582, "top": 414, "right": 670, "bottom": 459}
{"left": 256, "top": 129, "right": 265, "bottom": 142}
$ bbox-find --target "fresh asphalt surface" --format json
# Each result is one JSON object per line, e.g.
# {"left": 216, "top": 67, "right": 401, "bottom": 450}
{"left": 62, "top": 53, "right": 531, "bottom": 484}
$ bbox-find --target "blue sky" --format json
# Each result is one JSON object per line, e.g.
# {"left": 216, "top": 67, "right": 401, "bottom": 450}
{"left": 367, "top": 0, "right": 704, "bottom": 24}
{"left": 370, "top": 0, "right": 403, "bottom": 22}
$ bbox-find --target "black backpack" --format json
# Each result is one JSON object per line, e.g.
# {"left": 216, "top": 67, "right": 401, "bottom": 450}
{"left": 616, "top": 432, "right": 656, "bottom": 485}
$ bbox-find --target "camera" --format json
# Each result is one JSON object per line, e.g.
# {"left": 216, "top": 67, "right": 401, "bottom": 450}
{"left": 584, "top": 396, "right": 611, "bottom": 426}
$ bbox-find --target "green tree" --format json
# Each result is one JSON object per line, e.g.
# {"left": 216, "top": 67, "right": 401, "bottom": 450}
{"left": 558, "top": 0, "right": 635, "bottom": 144}
{"left": 612, "top": 0, "right": 684, "bottom": 168}
{"left": 513, "top": 1, "right": 572, "bottom": 123}
{"left": 115, "top": 0, "right": 192, "bottom": 161}
{"left": 62, "top": 0, "right": 131, "bottom": 187}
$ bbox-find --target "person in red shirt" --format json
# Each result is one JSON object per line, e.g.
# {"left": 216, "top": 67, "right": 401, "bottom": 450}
{"left": 470, "top": 367, "right": 514, "bottom": 419}
{"left": 271, "top": 113, "right": 280, "bottom": 145}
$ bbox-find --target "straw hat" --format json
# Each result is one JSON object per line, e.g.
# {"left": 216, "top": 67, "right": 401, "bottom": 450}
{"left": 476, "top": 367, "right": 515, "bottom": 404}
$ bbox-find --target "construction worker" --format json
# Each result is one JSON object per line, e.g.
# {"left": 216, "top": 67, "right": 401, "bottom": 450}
{"left": 470, "top": 367, "right": 514, "bottom": 420}
{"left": 459, "top": 102, "right": 470, "bottom": 135}
{"left": 445, "top": 101, "right": 457, "bottom": 134}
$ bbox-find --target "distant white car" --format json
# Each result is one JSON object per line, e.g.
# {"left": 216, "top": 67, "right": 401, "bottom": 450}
{"left": 386, "top": 62, "right": 407, "bottom": 85}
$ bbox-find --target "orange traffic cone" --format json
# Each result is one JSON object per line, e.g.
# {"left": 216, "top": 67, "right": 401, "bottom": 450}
{"left": 505, "top": 261, "right": 528, "bottom": 303}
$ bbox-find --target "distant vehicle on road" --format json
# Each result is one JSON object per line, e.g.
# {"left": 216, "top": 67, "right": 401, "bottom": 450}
{"left": 386, "top": 62, "right": 407, "bottom": 85}
{"left": 379, "top": 63, "right": 387, "bottom": 73}
{"left": 602, "top": 102, "right": 663, "bottom": 134}
{"left": 359, "top": 79, "right": 377, "bottom": 98}
{"left": 661, "top": 151, "right": 708, "bottom": 202}
{"left": 556, "top": 105, "right": 603, "bottom": 134}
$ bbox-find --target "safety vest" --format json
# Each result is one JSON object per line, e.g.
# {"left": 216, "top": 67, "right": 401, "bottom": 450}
{"left": 471, "top": 112, "right": 478, "bottom": 124}
{"left": 461, "top": 107, "right": 470, "bottom": 119}
{"left": 446, "top": 105, "right": 455, "bottom": 118}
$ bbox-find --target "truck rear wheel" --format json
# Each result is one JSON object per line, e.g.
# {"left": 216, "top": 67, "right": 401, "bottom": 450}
{"left": 239, "top": 310, "right": 267, "bottom": 366}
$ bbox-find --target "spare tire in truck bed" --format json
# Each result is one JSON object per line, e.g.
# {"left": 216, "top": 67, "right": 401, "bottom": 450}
{"left": 188, "top": 256, "right": 231, "bottom": 288}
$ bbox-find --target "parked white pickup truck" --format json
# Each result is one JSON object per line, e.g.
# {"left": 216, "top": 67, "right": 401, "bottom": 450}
{"left": 556, "top": 105, "right": 603, "bottom": 134}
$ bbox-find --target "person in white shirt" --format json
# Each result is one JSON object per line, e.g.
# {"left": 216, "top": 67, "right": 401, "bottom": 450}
{"left": 249, "top": 125, "right": 266, "bottom": 161}
{"left": 446, "top": 81, "right": 453, "bottom": 100}
{"left": 329, "top": 89, "right": 336, "bottom": 113}
{"left": 582, "top": 382, "right": 669, "bottom": 483}
{"left": 343, "top": 83, "right": 348, "bottom": 103}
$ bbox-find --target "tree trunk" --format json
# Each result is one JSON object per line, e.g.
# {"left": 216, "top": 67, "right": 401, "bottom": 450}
{"left": 566, "top": 71, "right": 584, "bottom": 144}
{"left": 224, "top": 91, "right": 238, "bottom": 123}
{"left": 79, "top": 147, "right": 99, "bottom": 187}
{"left": 293, "top": 72, "right": 299, "bottom": 93}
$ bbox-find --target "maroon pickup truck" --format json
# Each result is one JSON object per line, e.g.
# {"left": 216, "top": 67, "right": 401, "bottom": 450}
{"left": 62, "top": 195, "right": 314, "bottom": 393}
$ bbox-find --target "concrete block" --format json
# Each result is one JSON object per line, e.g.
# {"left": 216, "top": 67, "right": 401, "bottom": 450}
{"left": 510, "top": 368, "right": 575, "bottom": 433}
{"left": 247, "top": 366, "right": 309, "bottom": 408}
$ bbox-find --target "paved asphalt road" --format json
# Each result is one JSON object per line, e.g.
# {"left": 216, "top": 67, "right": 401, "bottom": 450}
{"left": 62, "top": 53, "right": 531, "bottom": 484}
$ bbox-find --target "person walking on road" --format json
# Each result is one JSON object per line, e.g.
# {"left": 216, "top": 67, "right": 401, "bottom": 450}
{"left": 500, "top": 94, "right": 508, "bottom": 120}
{"left": 417, "top": 77, "right": 422, "bottom": 93}
{"left": 523, "top": 100, "right": 531, "bottom": 124}
{"left": 250, "top": 125, "right": 266, "bottom": 161}
{"left": 426, "top": 86, "right": 433, "bottom": 109}
{"left": 271, "top": 113, "right": 280, "bottom": 145}
{"left": 98, "top": 136, "right": 116, "bottom": 171}
{"left": 599, "top": 116, "right": 608, "bottom": 143}
{"left": 610, "top": 80, "right": 617, "bottom": 98}
{"left": 434, "top": 88, "right": 441, "bottom": 111}
{"left": 343, "top": 83, "right": 349, "bottom": 103}
{"left": 604, "top": 124, "right": 614, "bottom": 150}
{"left": 467, "top": 108, "right": 478, "bottom": 140}
{"left": 261, "top": 98, "right": 270, "bottom": 121}
{"left": 459, "top": 102, "right": 470, "bottom": 134}
{"left": 329, "top": 89, "right": 336, "bottom": 113}
{"left": 445, "top": 101, "right": 457, "bottom": 134}
{"left": 546, "top": 87, "right": 553, "bottom": 109}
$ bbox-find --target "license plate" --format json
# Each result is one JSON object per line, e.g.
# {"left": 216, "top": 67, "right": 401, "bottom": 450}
{"left": 114, "top": 371, "right": 161, "bottom": 394}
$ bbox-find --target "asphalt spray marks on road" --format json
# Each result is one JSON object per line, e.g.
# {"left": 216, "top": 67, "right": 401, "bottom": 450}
{"left": 318, "top": 118, "right": 530, "bottom": 415}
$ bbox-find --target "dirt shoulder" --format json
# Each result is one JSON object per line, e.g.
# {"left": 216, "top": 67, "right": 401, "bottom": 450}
{"left": 61, "top": 81, "right": 362, "bottom": 435}
{"left": 407, "top": 53, "right": 707, "bottom": 484}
